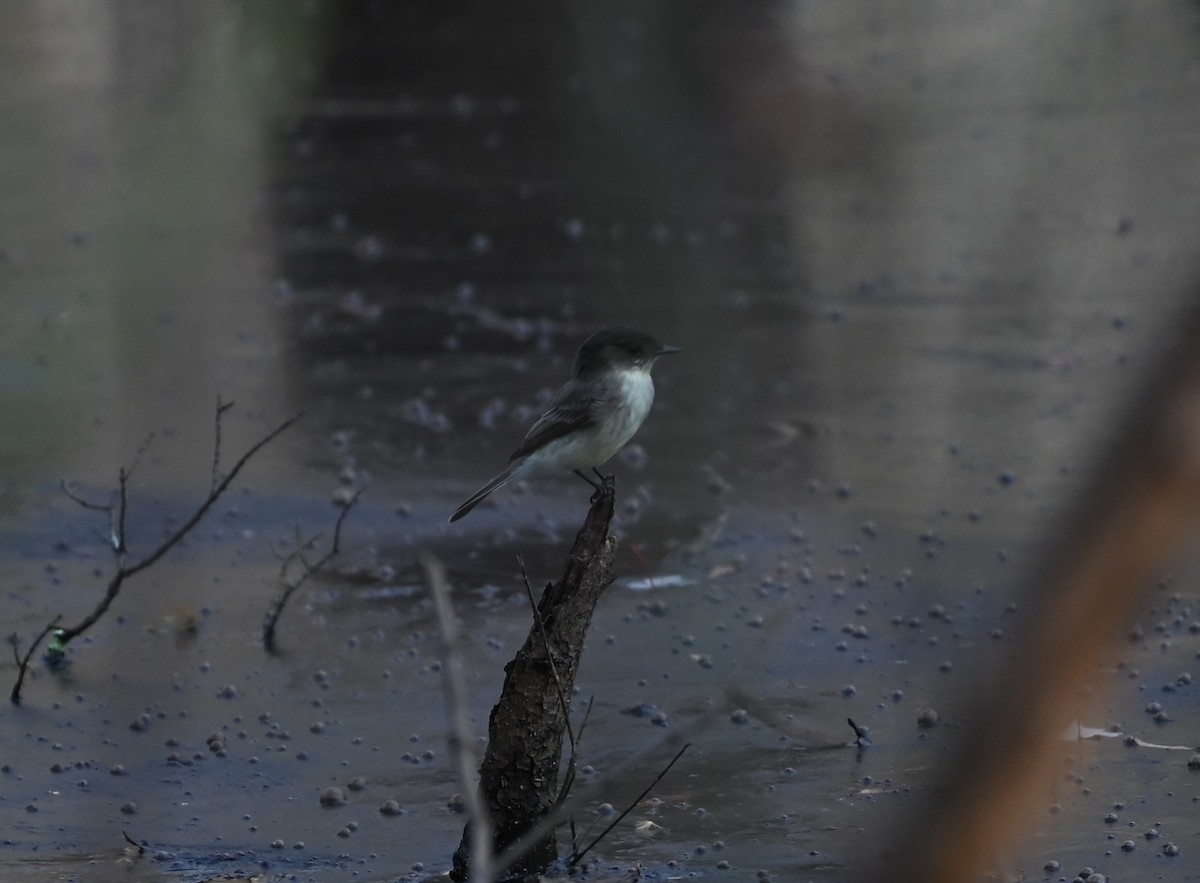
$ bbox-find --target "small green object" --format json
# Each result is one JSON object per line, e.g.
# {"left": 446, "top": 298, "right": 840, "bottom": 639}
{"left": 45, "top": 629, "right": 67, "bottom": 662}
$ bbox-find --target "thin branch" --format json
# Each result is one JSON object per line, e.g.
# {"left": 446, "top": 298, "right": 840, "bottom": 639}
{"left": 125, "top": 432, "right": 156, "bottom": 480}
{"left": 262, "top": 489, "right": 362, "bottom": 652}
{"left": 10, "top": 616, "right": 62, "bottom": 704}
{"left": 517, "top": 552, "right": 594, "bottom": 815}
{"left": 566, "top": 696, "right": 594, "bottom": 857}
{"left": 120, "top": 412, "right": 302, "bottom": 583}
{"left": 491, "top": 724, "right": 700, "bottom": 881}
{"left": 517, "top": 553, "right": 577, "bottom": 753}
{"left": 115, "top": 433, "right": 154, "bottom": 554}
{"left": 54, "top": 410, "right": 303, "bottom": 646}
{"left": 576, "top": 695, "right": 595, "bottom": 746}
{"left": 60, "top": 481, "right": 112, "bottom": 513}
{"left": 517, "top": 554, "right": 606, "bottom": 820}
{"left": 562, "top": 696, "right": 595, "bottom": 801}
{"left": 569, "top": 742, "right": 690, "bottom": 866}
{"left": 424, "top": 552, "right": 494, "bottom": 883}
{"left": 12, "top": 409, "right": 299, "bottom": 703}
{"left": 115, "top": 468, "right": 129, "bottom": 554}
{"left": 211, "top": 397, "right": 234, "bottom": 493}
{"left": 62, "top": 479, "right": 121, "bottom": 552}
{"left": 270, "top": 525, "right": 306, "bottom": 563}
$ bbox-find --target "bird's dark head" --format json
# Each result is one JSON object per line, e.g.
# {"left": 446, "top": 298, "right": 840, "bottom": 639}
{"left": 572, "top": 327, "right": 681, "bottom": 378}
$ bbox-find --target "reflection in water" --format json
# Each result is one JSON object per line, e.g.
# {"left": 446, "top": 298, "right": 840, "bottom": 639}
{"left": 2, "top": 1, "right": 1200, "bottom": 881}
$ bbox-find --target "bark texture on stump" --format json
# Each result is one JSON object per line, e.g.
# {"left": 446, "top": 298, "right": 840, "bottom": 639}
{"left": 451, "top": 482, "right": 617, "bottom": 881}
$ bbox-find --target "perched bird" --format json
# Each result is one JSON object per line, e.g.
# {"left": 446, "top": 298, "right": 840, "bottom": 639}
{"left": 449, "top": 327, "right": 680, "bottom": 522}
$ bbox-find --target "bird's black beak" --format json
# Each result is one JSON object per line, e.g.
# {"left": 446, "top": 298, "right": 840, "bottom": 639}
{"left": 656, "top": 344, "right": 682, "bottom": 356}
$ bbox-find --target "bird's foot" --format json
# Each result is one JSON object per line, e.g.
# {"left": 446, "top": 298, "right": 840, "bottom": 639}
{"left": 574, "top": 468, "right": 615, "bottom": 504}
{"left": 593, "top": 473, "right": 616, "bottom": 505}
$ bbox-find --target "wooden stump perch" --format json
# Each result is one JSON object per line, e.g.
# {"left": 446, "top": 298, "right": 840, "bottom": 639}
{"left": 451, "top": 480, "right": 618, "bottom": 881}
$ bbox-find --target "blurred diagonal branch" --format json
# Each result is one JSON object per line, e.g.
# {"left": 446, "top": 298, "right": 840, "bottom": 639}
{"left": 425, "top": 552, "right": 495, "bottom": 883}
{"left": 859, "top": 300, "right": 1200, "bottom": 883}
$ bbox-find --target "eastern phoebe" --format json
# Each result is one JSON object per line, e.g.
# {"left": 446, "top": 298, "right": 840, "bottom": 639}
{"left": 449, "top": 327, "right": 681, "bottom": 523}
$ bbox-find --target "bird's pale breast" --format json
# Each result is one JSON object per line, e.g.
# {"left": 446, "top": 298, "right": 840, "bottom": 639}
{"left": 518, "top": 367, "right": 655, "bottom": 475}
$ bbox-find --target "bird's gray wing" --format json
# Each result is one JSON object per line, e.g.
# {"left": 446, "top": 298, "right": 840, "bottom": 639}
{"left": 509, "top": 377, "right": 602, "bottom": 461}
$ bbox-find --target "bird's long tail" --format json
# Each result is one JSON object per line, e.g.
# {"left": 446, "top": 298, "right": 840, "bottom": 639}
{"left": 448, "top": 465, "right": 517, "bottom": 523}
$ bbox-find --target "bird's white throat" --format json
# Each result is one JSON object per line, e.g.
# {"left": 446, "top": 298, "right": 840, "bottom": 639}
{"left": 615, "top": 366, "right": 655, "bottom": 429}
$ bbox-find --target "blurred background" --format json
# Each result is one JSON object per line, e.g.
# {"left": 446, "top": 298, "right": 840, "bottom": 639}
{"left": 2, "top": 1, "right": 1199, "bottom": 881}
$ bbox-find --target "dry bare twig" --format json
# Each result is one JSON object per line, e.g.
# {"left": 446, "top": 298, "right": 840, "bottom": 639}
{"left": 490, "top": 723, "right": 702, "bottom": 881}
{"left": 517, "top": 552, "right": 597, "bottom": 856}
{"left": 8, "top": 616, "right": 63, "bottom": 704}
{"left": 517, "top": 553, "right": 580, "bottom": 756}
{"left": 569, "top": 741, "right": 690, "bottom": 867}
{"left": 9, "top": 401, "right": 301, "bottom": 703}
{"left": 262, "top": 488, "right": 362, "bottom": 652}
{"left": 61, "top": 432, "right": 154, "bottom": 554}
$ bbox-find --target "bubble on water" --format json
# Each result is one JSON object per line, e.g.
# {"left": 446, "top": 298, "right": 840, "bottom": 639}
{"left": 352, "top": 235, "right": 383, "bottom": 263}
